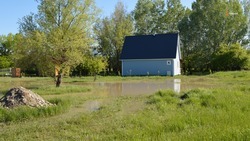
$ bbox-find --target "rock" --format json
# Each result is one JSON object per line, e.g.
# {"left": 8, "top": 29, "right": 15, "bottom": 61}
{"left": 0, "top": 87, "right": 53, "bottom": 108}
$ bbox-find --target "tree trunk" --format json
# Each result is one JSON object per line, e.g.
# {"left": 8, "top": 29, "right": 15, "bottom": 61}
{"left": 56, "top": 73, "right": 62, "bottom": 87}
{"left": 94, "top": 72, "right": 97, "bottom": 81}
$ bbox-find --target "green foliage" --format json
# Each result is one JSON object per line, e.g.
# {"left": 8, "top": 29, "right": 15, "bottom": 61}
{"left": 70, "top": 55, "right": 107, "bottom": 77}
{"left": 159, "top": 0, "right": 186, "bottom": 33}
{"left": 83, "top": 56, "right": 107, "bottom": 76}
{"left": 0, "top": 56, "right": 12, "bottom": 69}
{"left": 94, "top": 1, "right": 133, "bottom": 74}
{"left": 242, "top": 0, "right": 250, "bottom": 47}
{"left": 133, "top": 0, "right": 186, "bottom": 35}
{"left": 179, "top": 0, "right": 248, "bottom": 73}
{"left": 0, "top": 34, "right": 15, "bottom": 69}
{"left": 16, "top": 0, "right": 98, "bottom": 76}
{"left": 13, "top": 32, "right": 55, "bottom": 76}
{"left": 18, "top": 13, "right": 39, "bottom": 34}
{"left": 133, "top": 0, "right": 158, "bottom": 34}
{"left": 212, "top": 43, "right": 249, "bottom": 71}
{"left": 0, "top": 34, "right": 14, "bottom": 56}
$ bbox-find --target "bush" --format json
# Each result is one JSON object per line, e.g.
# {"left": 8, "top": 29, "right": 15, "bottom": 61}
{"left": 212, "top": 43, "right": 249, "bottom": 71}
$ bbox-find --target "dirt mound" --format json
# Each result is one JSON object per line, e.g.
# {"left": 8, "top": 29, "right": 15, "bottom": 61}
{"left": 0, "top": 87, "right": 53, "bottom": 108}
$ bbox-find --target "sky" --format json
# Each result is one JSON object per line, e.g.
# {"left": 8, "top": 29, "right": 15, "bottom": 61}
{"left": 0, "top": 0, "right": 195, "bottom": 36}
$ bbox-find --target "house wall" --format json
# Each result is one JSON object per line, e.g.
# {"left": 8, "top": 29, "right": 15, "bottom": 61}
{"left": 173, "top": 48, "right": 181, "bottom": 75}
{"left": 121, "top": 59, "right": 174, "bottom": 76}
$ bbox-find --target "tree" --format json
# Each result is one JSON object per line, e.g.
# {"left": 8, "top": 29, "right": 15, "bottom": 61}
{"left": 95, "top": 1, "right": 133, "bottom": 74}
{"left": 18, "top": 13, "right": 39, "bottom": 35}
{"left": 178, "top": 0, "right": 248, "bottom": 73}
{"left": 242, "top": 0, "right": 250, "bottom": 47}
{"left": 0, "top": 34, "right": 15, "bottom": 69}
{"left": 94, "top": 17, "right": 114, "bottom": 73}
{"left": 133, "top": 0, "right": 157, "bottom": 35}
{"left": 0, "top": 34, "right": 14, "bottom": 56}
{"left": 83, "top": 56, "right": 107, "bottom": 81}
{"left": 158, "top": 0, "right": 186, "bottom": 33}
{"left": 12, "top": 32, "right": 54, "bottom": 76}
{"left": 17, "top": 0, "right": 98, "bottom": 86}
{"left": 70, "top": 49, "right": 107, "bottom": 78}
{"left": 133, "top": 0, "right": 185, "bottom": 35}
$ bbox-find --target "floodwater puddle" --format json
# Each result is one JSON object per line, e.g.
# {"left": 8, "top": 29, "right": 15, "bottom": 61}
{"left": 85, "top": 79, "right": 181, "bottom": 96}
{"left": 82, "top": 79, "right": 216, "bottom": 111}
{"left": 83, "top": 79, "right": 181, "bottom": 111}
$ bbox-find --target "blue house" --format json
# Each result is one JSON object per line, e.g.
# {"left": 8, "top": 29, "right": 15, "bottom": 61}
{"left": 120, "top": 33, "right": 181, "bottom": 76}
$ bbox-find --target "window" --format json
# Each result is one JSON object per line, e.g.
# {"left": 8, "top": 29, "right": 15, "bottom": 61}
{"left": 167, "top": 61, "right": 171, "bottom": 65}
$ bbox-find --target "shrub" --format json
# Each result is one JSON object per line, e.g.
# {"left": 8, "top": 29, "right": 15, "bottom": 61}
{"left": 212, "top": 43, "right": 249, "bottom": 71}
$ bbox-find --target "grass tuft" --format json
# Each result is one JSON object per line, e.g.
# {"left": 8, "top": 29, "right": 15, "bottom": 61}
{"left": 148, "top": 90, "right": 178, "bottom": 104}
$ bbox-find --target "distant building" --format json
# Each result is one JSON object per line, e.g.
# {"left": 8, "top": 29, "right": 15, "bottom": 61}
{"left": 120, "top": 33, "right": 181, "bottom": 76}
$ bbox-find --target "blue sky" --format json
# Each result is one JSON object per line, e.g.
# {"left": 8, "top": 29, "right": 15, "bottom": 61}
{"left": 0, "top": 0, "right": 195, "bottom": 36}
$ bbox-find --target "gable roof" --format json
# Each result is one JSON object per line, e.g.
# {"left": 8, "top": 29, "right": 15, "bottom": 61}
{"left": 120, "top": 33, "right": 180, "bottom": 60}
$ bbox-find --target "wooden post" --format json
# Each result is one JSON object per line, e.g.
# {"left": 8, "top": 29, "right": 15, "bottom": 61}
{"left": 11, "top": 68, "right": 21, "bottom": 77}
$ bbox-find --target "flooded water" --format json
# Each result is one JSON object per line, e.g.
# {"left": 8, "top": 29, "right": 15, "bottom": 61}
{"left": 86, "top": 79, "right": 181, "bottom": 96}
{"left": 83, "top": 79, "right": 181, "bottom": 111}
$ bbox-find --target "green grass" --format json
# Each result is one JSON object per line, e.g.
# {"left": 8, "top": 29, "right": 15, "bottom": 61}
{"left": 31, "top": 85, "right": 91, "bottom": 95}
{"left": 145, "top": 88, "right": 250, "bottom": 140}
{"left": 59, "top": 88, "right": 250, "bottom": 140}
{"left": 0, "top": 71, "right": 250, "bottom": 140}
{"left": 0, "top": 98, "right": 71, "bottom": 123}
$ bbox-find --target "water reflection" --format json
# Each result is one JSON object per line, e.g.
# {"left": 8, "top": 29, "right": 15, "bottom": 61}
{"left": 92, "top": 79, "right": 181, "bottom": 96}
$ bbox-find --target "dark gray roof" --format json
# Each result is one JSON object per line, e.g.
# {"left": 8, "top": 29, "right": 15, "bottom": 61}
{"left": 120, "top": 33, "right": 179, "bottom": 60}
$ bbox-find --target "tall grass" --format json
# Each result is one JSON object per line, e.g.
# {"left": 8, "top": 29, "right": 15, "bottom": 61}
{"left": 0, "top": 98, "right": 71, "bottom": 122}
{"left": 1, "top": 71, "right": 250, "bottom": 140}
{"left": 142, "top": 88, "right": 250, "bottom": 140}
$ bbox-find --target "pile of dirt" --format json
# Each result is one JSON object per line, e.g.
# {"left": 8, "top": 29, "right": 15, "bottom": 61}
{"left": 0, "top": 87, "right": 53, "bottom": 108}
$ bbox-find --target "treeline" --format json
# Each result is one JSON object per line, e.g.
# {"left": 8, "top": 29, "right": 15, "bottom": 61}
{"left": 0, "top": 0, "right": 250, "bottom": 76}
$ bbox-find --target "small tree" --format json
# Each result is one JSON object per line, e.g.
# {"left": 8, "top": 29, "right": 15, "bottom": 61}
{"left": 17, "top": 0, "right": 98, "bottom": 86}
{"left": 84, "top": 56, "right": 107, "bottom": 81}
{"left": 212, "top": 43, "right": 249, "bottom": 71}
{"left": 0, "top": 56, "right": 12, "bottom": 69}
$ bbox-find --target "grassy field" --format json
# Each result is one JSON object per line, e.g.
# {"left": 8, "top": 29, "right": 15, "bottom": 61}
{"left": 0, "top": 71, "right": 250, "bottom": 140}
